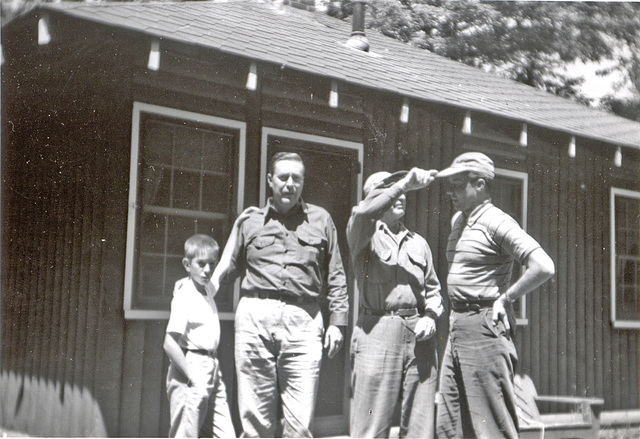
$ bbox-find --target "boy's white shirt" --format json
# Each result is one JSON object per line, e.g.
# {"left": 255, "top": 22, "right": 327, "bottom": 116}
{"left": 166, "top": 277, "right": 221, "bottom": 352}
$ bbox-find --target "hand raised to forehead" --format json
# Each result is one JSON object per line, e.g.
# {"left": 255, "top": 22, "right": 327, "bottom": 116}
{"left": 400, "top": 168, "right": 438, "bottom": 192}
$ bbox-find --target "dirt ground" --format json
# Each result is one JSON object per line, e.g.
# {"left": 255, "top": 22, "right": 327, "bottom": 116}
{"left": 1, "top": 425, "right": 639, "bottom": 438}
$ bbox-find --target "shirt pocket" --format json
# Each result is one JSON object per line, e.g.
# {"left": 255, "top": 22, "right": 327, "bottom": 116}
{"left": 406, "top": 252, "right": 427, "bottom": 290}
{"left": 247, "top": 235, "right": 277, "bottom": 267}
{"left": 373, "top": 248, "right": 392, "bottom": 263}
{"left": 298, "top": 234, "right": 327, "bottom": 265}
{"left": 251, "top": 235, "right": 276, "bottom": 250}
{"left": 407, "top": 253, "right": 427, "bottom": 272}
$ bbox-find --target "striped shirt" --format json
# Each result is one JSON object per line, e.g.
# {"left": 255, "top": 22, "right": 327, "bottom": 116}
{"left": 446, "top": 200, "right": 541, "bottom": 303}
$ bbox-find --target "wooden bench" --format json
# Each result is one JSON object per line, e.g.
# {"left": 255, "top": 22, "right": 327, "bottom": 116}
{"left": 515, "top": 374, "right": 605, "bottom": 439}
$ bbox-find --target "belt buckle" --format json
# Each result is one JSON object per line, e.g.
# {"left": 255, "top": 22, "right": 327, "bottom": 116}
{"left": 391, "top": 308, "right": 417, "bottom": 318}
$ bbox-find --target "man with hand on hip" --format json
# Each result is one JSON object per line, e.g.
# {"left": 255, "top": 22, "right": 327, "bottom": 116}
{"left": 435, "top": 152, "right": 555, "bottom": 439}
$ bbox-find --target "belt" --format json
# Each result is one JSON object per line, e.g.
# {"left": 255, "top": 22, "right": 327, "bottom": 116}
{"left": 246, "top": 291, "right": 315, "bottom": 304}
{"left": 362, "top": 308, "right": 418, "bottom": 317}
{"left": 451, "top": 299, "right": 496, "bottom": 312}
{"left": 183, "top": 348, "right": 217, "bottom": 357}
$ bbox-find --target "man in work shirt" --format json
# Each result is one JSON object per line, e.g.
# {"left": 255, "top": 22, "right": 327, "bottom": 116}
{"left": 223, "top": 152, "right": 348, "bottom": 438}
{"left": 347, "top": 168, "right": 444, "bottom": 438}
{"left": 435, "top": 152, "right": 555, "bottom": 439}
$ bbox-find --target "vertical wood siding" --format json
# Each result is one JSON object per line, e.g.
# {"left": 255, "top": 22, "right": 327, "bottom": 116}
{"left": 1, "top": 115, "right": 129, "bottom": 435}
{"left": 516, "top": 140, "right": 639, "bottom": 408}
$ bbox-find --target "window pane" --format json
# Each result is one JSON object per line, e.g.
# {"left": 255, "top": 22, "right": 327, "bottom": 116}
{"left": 174, "top": 126, "right": 202, "bottom": 169}
{"left": 202, "top": 175, "right": 230, "bottom": 213}
{"left": 140, "top": 165, "right": 171, "bottom": 207}
{"left": 196, "top": 219, "right": 227, "bottom": 246}
{"left": 173, "top": 171, "right": 201, "bottom": 210}
{"left": 203, "top": 132, "right": 232, "bottom": 173}
{"left": 137, "top": 255, "right": 166, "bottom": 303}
{"left": 493, "top": 176, "right": 522, "bottom": 224}
{"left": 139, "top": 212, "right": 166, "bottom": 254}
{"left": 616, "top": 260, "right": 639, "bottom": 321}
{"left": 166, "top": 255, "right": 186, "bottom": 293}
{"left": 168, "top": 215, "right": 197, "bottom": 256}
{"left": 144, "top": 121, "right": 173, "bottom": 165}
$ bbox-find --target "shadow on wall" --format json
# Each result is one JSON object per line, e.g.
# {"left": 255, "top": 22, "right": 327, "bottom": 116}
{"left": 0, "top": 369, "right": 108, "bottom": 436}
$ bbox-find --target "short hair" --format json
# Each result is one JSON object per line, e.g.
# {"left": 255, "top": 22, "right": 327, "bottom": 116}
{"left": 184, "top": 234, "right": 220, "bottom": 261}
{"left": 269, "top": 152, "right": 305, "bottom": 175}
{"left": 468, "top": 171, "right": 493, "bottom": 192}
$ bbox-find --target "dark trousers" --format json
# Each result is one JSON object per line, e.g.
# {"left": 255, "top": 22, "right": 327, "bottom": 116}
{"left": 350, "top": 314, "right": 438, "bottom": 438}
{"left": 436, "top": 308, "right": 519, "bottom": 439}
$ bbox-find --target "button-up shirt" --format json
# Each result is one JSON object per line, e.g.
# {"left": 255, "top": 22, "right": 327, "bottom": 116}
{"left": 225, "top": 198, "right": 349, "bottom": 326}
{"left": 347, "top": 184, "right": 443, "bottom": 317}
{"left": 446, "top": 200, "right": 541, "bottom": 303}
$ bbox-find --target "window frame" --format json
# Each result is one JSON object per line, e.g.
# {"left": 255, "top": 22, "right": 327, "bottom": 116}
{"left": 610, "top": 187, "right": 640, "bottom": 329}
{"left": 494, "top": 168, "right": 529, "bottom": 325}
{"left": 123, "top": 102, "right": 246, "bottom": 320}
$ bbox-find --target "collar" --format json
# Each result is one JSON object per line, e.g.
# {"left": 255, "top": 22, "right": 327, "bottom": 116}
{"left": 377, "top": 220, "right": 412, "bottom": 243}
{"left": 464, "top": 199, "right": 492, "bottom": 226}
{"left": 265, "top": 197, "right": 308, "bottom": 220}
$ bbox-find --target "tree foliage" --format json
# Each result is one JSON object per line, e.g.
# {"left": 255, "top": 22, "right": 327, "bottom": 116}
{"left": 3, "top": 0, "right": 639, "bottom": 119}
{"left": 328, "top": 0, "right": 640, "bottom": 119}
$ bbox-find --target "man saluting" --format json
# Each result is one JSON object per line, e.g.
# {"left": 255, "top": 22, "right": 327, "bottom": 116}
{"left": 347, "top": 167, "right": 444, "bottom": 438}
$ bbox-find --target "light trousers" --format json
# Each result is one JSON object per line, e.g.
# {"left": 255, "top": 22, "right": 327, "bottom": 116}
{"left": 235, "top": 297, "right": 324, "bottom": 438}
{"left": 436, "top": 308, "right": 519, "bottom": 439}
{"left": 350, "top": 314, "right": 439, "bottom": 438}
{"left": 167, "top": 352, "right": 235, "bottom": 438}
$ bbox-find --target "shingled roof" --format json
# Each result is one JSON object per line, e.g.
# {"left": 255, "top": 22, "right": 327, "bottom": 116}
{"left": 20, "top": 0, "right": 640, "bottom": 149}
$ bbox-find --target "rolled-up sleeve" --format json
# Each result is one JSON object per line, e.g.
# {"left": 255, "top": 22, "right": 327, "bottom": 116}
{"left": 325, "top": 215, "right": 349, "bottom": 326}
{"left": 422, "top": 244, "right": 444, "bottom": 318}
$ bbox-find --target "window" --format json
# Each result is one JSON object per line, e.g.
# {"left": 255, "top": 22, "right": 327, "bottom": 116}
{"left": 494, "top": 169, "right": 529, "bottom": 325}
{"left": 610, "top": 188, "right": 640, "bottom": 329}
{"left": 124, "top": 103, "right": 246, "bottom": 319}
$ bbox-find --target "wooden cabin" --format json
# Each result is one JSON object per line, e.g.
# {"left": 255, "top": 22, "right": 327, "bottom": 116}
{"left": 2, "top": 1, "right": 639, "bottom": 436}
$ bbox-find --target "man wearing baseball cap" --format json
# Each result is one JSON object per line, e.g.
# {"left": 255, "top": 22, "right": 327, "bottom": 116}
{"left": 435, "top": 152, "right": 555, "bottom": 439}
{"left": 347, "top": 168, "right": 444, "bottom": 438}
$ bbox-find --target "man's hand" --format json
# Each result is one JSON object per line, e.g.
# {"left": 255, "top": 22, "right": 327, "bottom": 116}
{"left": 324, "top": 325, "right": 344, "bottom": 358}
{"left": 399, "top": 168, "right": 438, "bottom": 193}
{"left": 414, "top": 316, "right": 437, "bottom": 342}
{"left": 492, "top": 296, "right": 511, "bottom": 335}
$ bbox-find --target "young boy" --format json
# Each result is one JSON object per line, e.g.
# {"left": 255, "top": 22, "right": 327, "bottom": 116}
{"left": 163, "top": 209, "right": 254, "bottom": 438}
